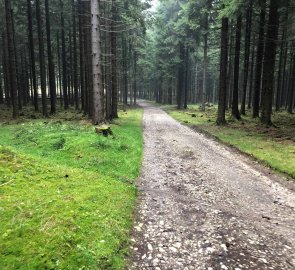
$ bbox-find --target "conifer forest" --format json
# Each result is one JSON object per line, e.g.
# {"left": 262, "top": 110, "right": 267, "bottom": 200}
{"left": 0, "top": 0, "right": 295, "bottom": 269}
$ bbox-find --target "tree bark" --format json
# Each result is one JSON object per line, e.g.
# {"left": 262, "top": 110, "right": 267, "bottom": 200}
{"left": 226, "top": 22, "right": 234, "bottom": 110}
{"left": 276, "top": 1, "right": 289, "bottom": 111}
{"left": 11, "top": 10, "right": 21, "bottom": 111}
{"left": 104, "top": 0, "right": 112, "bottom": 121}
{"left": 280, "top": 43, "right": 289, "bottom": 108}
{"left": 231, "top": 15, "right": 242, "bottom": 120}
{"left": 202, "top": 9, "right": 208, "bottom": 112}
{"left": 287, "top": 45, "right": 295, "bottom": 113}
{"left": 110, "top": 0, "right": 118, "bottom": 118}
{"left": 91, "top": 0, "right": 104, "bottom": 124}
{"left": 0, "top": 65, "right": 3, "bottom": 104}
{"left": 241, "top": 0, "right": 253, "bottom": 115}
{"left": 217, "top": 17, "right": 229, "bottom": 125}
{"left": 276, "top": 29, "right": 286, "bottom": 112}
{"left": 5, "top": 0, "right": 19, "bottom": 118}
{"left": 122, "top": 34, "right": 128, "bottom": 108}
{"left": 36, "top": 0, "right": 47, "bottom": 116}
{"left": 78, "top": 1, "right": 85, "bottom": 112}
{"left": 252, "top": 0, "right": 266, "bottom": 118}
{"left": 2, "top": 31, "right": 10, "bottom": 106}
{"left": 69, "top": 29, "right": 74, "bottom": 106}
{"left": 177, "top": 42, "right": 185, "bottom": 109}
{"left": 45, "top": 0, "right": 57, "bottom": 114}
{"left": 72, "top": 0, "right": 79, "bottom": 110}
{"left": 56, "top": 32, "right": 63, "bottom": 107}
{"left": 134, "top": 51, "right": 137, "bottom": 106}
{"left": 248, "top": 34, "right": 256, "bottom": 109}
{"left": 60, "top": 0, "right": 69, "bottom": 109}
{"left": 260, "top": 0, "right": 280, "bottom": 125}
{"left": 194, "top": 62, "right": 198, "bottom": 103}
{"left": 184, "top": 46, "right": 189, "bottom": 109}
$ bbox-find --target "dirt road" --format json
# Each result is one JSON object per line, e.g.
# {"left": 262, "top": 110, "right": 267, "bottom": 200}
{"left": 129, "top": 102, "right": 295, "bottom": 270}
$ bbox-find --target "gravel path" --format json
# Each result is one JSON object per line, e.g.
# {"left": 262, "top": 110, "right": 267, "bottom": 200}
{"left": 129, "top": 102, "right": 295, "bottom": 270}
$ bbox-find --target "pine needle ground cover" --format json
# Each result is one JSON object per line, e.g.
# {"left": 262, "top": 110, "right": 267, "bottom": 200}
{"left": 165, "top": 105, "right": 295, "bottom": 179}
{"left": 0, "top": 108, "right": 143, "bottom": 269}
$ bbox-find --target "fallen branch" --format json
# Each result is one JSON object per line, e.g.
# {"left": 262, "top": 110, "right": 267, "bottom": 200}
{"left": 0, "top": 180, "right": 14, "bottom": 187}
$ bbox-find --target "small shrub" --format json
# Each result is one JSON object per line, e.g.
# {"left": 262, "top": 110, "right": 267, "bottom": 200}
{"left": 52, "top": 137, "right": 66, "bottom": 150}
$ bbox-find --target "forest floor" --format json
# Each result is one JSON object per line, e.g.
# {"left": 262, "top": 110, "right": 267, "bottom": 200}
{"left": 130, "top": 101, "right": 295, "bottom": 269}
{"left": 164, "top": 105, "right": 295, "bottom": 179}
{"left": 0, "top": 105, "right": 143, "bottom": 269}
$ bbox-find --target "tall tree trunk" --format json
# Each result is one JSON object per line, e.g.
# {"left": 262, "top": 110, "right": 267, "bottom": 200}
{"left": 5, "top": 0, "right": 18, "bottom": 118}
{"left": 83, "top": 4, "right": 92, "bottom": 116}
{"left": 226, "top": 22, "right": 234, "bottom": 110}
{"left": 248, "top": 34, "right": 256, "bottom": 109}
{"left": 177, "top": 42, "right": 185, "bottom": 109}
{"left": 60, "top": 0, "right": 69, "bottom": 109}
{"left": 276, "top": 1, "right": 289, "bottom": 111}
{"left": 11, "top": 10, "right": 21, "bottom": 111}
{"left": 72, "top": 0, "right": 79, "bottom": 110}
{"left": 287, "top": 45, "right": 295, "bottom": 114}
{"left": 129, "top": 41, "right": 133, "bottom": 106}
{"left": 217, "top": 17, "right": 229, "bottom": 125}
{"left": 194, "top": 62, "right": 198, "bottom": 103}
{"left": 56, "top": 32, "right": 63, "bottom": 107}
{"left": 134, "top": 51, "right": 137, "bottom": 105}
{"left": 232, "top": 15, "right": 242, "bottom": 120}
{"left": 103, "top": 0, "right": 111, "bottom": 120}
{"left": 69, "top": 29, "right": 74, "bottom": 106}
{"left": 184, "top": 46, "right": 189, "bottom": 109}
{"left": 284, "top": 57, "right": 293, "bottom": 109}
{"left": 252, "top": 0, "right": 266, "bottom": 118}
{"left": 260, "top": 0, "right": 279, "bottom": 125}
{"left": 27, "top": 0, "right": 38, "bottom": 111}
{"left": 20, "top": 53, "right": 26, "bottom": 106}
{"left": 78, "top": 0, "right": 85, "bottom": 112}
{"left": 36, "top": 0, "right": 47, "bottom": 116}
{"left": 276, "top": 29, "right": 286, "bottom": 112}
{"left": 202, "top": 9, "right": 208, "bottom": 112}
{"left": 122, "top": 34, "right": 128, "bottom": 109}
{"left": 24, "top": 53, "right": 30, "bottom": 105}
{"left": 0, "top": 65, "right": 3, "bottom": 104}
{"left": 241, "top": 0, "right": 253, "bottom": 115}
{"left": 280, "top": 43, "right": 289, "bottom": 108}
{"left": 45, "top": 0, "right": 57, "bottom": 114}
{"left": 110, "top": 0, "right": 118, "bottom": 118}
{"left": 86, "top": 3, "right": 93, "bottom": 116}
{"left": 91, "top": 0, "right": 104, "bottom": 124}
{"left": 2, "top": 32, "right": 10, "bottom": 106}
{"left": 168, "top": 79, "right": 173, "bottom": 105}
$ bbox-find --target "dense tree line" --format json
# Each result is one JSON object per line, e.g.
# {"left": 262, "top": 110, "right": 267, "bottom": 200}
{"left": 2, "top": 0, "right": 295, "bottom": 126}
{"left": 0, "top": 0, "right": 148, "bottom": 123}
{"left": 138, "top": 0, "right": 295, "bottom": 126}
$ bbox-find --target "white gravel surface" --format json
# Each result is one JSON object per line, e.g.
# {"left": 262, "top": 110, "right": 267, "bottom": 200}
{"left": 129, "top": 102, "right": 295, "bottom": 270}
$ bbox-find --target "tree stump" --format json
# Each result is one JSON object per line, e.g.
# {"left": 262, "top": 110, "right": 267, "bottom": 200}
{"left": 95, "top": 125, "right": 113, "bottom": 137}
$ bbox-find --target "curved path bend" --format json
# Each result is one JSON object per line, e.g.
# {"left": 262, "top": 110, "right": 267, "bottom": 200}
{"left": 129, "top": 102, "right": 295, "bottom": 270}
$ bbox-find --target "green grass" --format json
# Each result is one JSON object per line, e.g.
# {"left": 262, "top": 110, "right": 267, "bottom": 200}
{"left": 0, "top": 109, "right": 143, "bottom": 269}
{"left": 164, "top": 105, "right": 295, "bottom": 179}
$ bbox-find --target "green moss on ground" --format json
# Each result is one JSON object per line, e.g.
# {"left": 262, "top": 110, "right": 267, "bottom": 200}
{"left": 164, "top": 105, "right": 295, "bottom": 179}
{"left": 0, "top": 108, "right": 143, "bottom": 270}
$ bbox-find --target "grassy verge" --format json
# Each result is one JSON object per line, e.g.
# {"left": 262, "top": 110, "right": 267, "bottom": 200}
{"left": 0, "top": 108, "right": 143, "bottom": 269}
{"left": 164, "top": 105, "right": 295, "bottom": 179}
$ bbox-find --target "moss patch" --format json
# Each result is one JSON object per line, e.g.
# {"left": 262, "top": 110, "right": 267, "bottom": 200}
{"left": 0, "top": 108, "right": 143, "bottom": 269}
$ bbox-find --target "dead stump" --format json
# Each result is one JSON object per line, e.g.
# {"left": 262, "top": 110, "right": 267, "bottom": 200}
{"left": 95, "top": 125, "right": 113, "bottom": 137}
